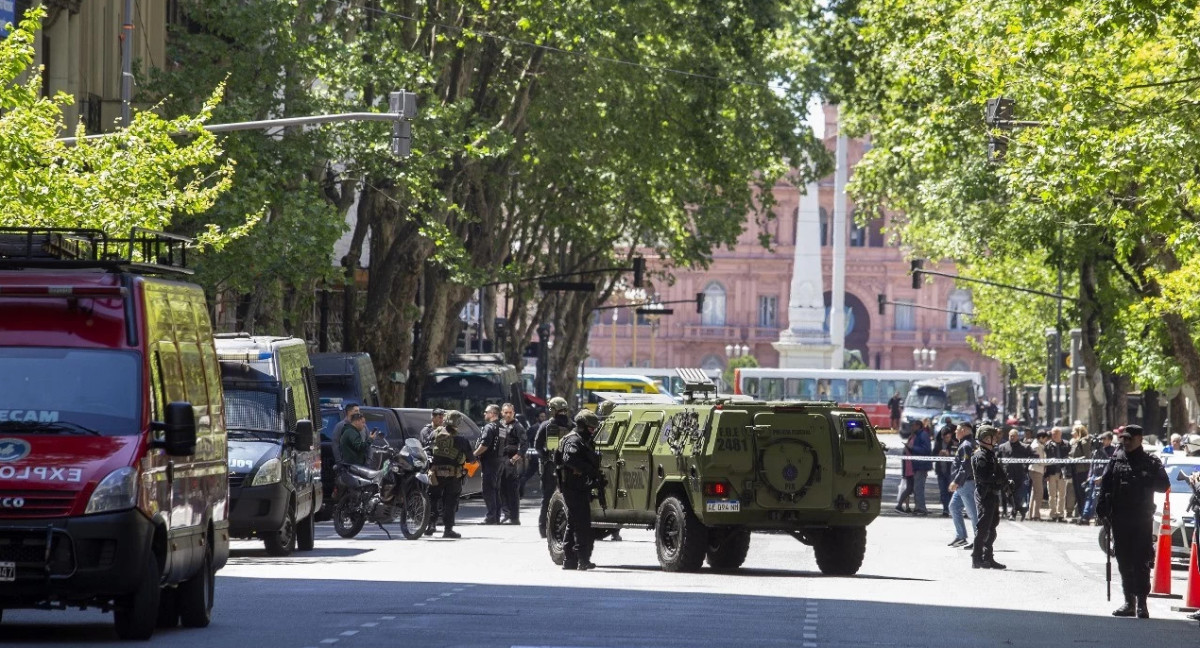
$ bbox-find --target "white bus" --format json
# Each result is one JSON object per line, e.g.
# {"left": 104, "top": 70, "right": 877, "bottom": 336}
{"left": 732, "top": 367, "right": 984, "bottom": 430}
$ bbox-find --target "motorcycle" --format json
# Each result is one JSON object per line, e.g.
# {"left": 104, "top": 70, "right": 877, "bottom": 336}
{"left": 333, "top": 438, "right": 433, "bottom": 540}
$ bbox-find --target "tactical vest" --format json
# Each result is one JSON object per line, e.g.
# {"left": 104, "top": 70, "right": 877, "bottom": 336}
{"left": 432, "top": 427, "right": 464, "bottom": 465}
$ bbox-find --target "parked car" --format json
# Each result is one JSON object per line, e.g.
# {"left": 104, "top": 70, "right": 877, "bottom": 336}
{"left": 1158, "top": 456, "right": 1200, "bottom": 562}
{"left": 0, "top": 228, "right": 226, "bottom": 639}
{"left": 215, "top": 334, "right": 320, "bottom": 557}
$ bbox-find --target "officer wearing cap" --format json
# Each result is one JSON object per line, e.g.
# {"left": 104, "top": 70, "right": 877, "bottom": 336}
{"left": 1097, "top": 424, "right": 1169, "bottom": 618}
{"left": 970, "top": 425, "right": 1010, "bottom": 569}
{"left": 557, "top": 409, "right": 603, "bottom": 570}
{"left": 534, "top": 396, "right": 571, "bottom": 537}
{"left": 420, "top": 408, "right": 446, "bottom": 447}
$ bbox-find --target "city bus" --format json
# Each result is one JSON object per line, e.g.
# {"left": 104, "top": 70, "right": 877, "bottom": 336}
{"left": 732, "top": 367, "right": 984, "bottom": 430}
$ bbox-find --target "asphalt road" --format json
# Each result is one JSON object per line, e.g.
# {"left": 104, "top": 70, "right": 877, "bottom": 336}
{"left": 3, "top": 488, "right": 1197, "bottom": 646}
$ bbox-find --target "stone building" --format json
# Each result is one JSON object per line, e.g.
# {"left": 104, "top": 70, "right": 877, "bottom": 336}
{"left": 586, "top": 105, "right": 1001, "bottom": 397}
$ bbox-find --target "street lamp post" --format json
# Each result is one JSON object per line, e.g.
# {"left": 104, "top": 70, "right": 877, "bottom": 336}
{"left": 913, "top": 347, "right": 937, "bottom": 369}
{"left": 610, "top": 309, "right": 618, "bottom": 366}
{"left": 624, "top": 287, "right": 646, "bottom": 367}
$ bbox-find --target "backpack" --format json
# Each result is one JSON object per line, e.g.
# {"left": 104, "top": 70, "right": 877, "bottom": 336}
{"left": 432, "top": 427, "right": 463, "bottom": 464}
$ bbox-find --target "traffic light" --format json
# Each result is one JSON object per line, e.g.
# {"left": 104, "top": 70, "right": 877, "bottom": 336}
{"left": 632, "top": 257, "right": 646, "bottom": 288}
{"left": 877, "top": 294, "right": 886, "bottom": 316}
{"left": 910, "top": 259, "right": 924, "bottom": 289}
{"left": 695, "top": 292, "right": 705, "bottom": 314}
{"left": 985, "top": 97, "right": 1014, "bottom": 163}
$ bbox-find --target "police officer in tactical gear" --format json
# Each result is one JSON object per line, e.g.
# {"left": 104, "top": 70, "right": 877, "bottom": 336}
{"left": 428, "top": 410, "right": 474, "bottom": 539}
{"left": 475, "top": 404, "right": 503, "bottom": 524}
{"left": 1097, "top": 424, "right": 1169, "bottom": 618}
{"left": 497, "top": 403, "right": 527, "bottom": 524}
{"left": 970, "top": 425, "right": 1010, "bottom": 569}
{"left": 420, "top": 408, "right": 446, "bottom": 532}
{"left": 534, "top": 397, "right": 571, "bottom": 538}
{"left": 558, "top": 409, "right": 603, "bottom": 570}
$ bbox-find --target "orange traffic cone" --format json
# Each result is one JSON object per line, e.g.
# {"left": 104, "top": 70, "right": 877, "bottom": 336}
{"left": 1151, "top": 488, "right": 1173, "bottom": 596}
{"left": 1185, "top": 535, "right": 1200, "bottom": 609}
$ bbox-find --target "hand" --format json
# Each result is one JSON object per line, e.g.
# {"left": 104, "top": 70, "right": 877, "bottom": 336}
{"left": 949, "top": 482, "right": 958, "bottom": 493}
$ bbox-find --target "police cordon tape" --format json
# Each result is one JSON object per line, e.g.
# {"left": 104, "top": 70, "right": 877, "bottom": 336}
{"left": 886, "top": 455, "right": 1109, "bottom": 465}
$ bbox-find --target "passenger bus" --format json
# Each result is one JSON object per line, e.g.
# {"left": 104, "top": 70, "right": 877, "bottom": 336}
{"left": 580, "top": 366, "right": 723, "bottom": 395}
{"left": 732, "top": 368, "right": 984, "bottom": 430}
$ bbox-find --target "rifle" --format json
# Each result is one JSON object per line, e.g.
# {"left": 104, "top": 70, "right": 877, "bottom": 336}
{"left": 593, "top": 472, "right": 609, "bottom": 511}
{"left": 1104, "top": 518, "right": 1113, "bottom": 602}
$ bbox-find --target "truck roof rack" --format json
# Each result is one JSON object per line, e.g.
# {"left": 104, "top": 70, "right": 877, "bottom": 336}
{"left": 0, "top": 227, "right": 194, "bottom": 275}
{"left": 675, "top": 368, "right": 716, "bottom": 403}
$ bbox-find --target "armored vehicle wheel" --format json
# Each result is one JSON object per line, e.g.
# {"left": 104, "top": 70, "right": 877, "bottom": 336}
{"left": 333, "top": 500, "right": 365, "bottom": 539}
{"left": 813, "top": 526, "right": 867, "bottom": 576}
{"left": 178, "top": 547, "right": 214, "bottom": 628}
{"left": 546, "top": 491, "right": 568, "bottom": 565}
{"left": 264, "top": 502, "right": 297, "bottom": 556}
{"left": 297, "top": 511, "right": 316, "bottom": 551}
{"left": 400, "top": 487, "right": 432, "bottom": 540}
{"left": 114, "top": 552, "right": 162, "bottom": 640}
{"left": 155, "top": 587, "right": 178, "bottom": 628}
{"left": 655, "top": 496, "right": 708, "bottom": 572}
{"left": 706, "top": 529, "right": 751, "bottom": 571}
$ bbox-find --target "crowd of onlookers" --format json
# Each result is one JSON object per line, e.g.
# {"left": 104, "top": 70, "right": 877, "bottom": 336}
{"left": 896, "top": 417, "right": 1120, "bottom": 528}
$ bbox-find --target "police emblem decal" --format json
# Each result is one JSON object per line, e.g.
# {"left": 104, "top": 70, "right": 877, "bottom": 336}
{"left": 782, "top": 462, "right": 799, "bottom": 482}
{"left": 0, "top": 438, "right": 31, "bottom": 462}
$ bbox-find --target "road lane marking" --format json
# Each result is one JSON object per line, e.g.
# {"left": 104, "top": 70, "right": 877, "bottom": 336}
{"left": 319, "top": 640, "right": 338, "bottom": 645}
{"left": 340, "top": 630, "right": 359, "bottom": 636}
{"left": 361, "top": 622, "right": 378, "bottom": 627}
{"left": 380, "top": 615, "right": 396, "bottom": 620}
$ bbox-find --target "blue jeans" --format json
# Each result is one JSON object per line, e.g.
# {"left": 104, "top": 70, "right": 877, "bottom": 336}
{"left": 1081, "top": 477, "right": 1099, "bottom": 520}
{"left": 950, "top": 480, "right": 979, "bottom": 541}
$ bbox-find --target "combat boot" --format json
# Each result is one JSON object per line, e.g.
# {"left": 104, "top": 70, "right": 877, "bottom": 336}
{"left": 1112, "top": 596, "right": 1136, "bottom": 617}
{"left": 983, "top": 558, "right": 1006, "bottom": 570}
{"left": 442, "top": 529, "right": 462, "bottom": 539}
{"left": 1136, "top": 595, "right": 1149, "bottom": 619}
{"left": 577, "top": 560, "right": 596, "bottom": 571}
{"left": 971, "top": 557, "right": 986, "bottom": 569}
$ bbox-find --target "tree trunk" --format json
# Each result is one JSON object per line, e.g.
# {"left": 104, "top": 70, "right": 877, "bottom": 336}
{"left": 1077, "top": 254, "right": 1107, "bottom": 434}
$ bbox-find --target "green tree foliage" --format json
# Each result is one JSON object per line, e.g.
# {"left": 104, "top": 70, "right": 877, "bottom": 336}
{"left": 0, "top": 10, "right": 237, "bottom": 245}
{"left": 723, "top": 354, "right": 760, "bottom": 391}
{"left": 155, "top": 1, "right": 828, "bottom": 405}
{"left": 817, "top": 0, "right": 1200, "bottom": 430}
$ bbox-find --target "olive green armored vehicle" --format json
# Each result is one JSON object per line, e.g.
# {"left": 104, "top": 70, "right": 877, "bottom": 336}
{"left": 546, "top": 370, "right": 886, "bottom": 574}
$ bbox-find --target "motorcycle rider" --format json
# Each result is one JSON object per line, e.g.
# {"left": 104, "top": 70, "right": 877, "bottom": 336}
{"left": 534, "top": 397, "right": 571, "bottom": 537}
{"left": 429, "top": 410, "right": 474, "bottom": 539}
{"left": 558, "top": 409, "right": 603, "bottom": 571}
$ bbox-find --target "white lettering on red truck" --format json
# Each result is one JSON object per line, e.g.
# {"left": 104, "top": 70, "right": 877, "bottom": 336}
{"left": 0, "top": 410, "right": 60, "bottom": 423}
{"left": 0, "top": 465, "right": 83, "bottom": 482}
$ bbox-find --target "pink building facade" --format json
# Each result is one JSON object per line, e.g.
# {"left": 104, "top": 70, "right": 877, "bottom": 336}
{"left": 586, "top": 107, "right": 1002, "bottom": 397}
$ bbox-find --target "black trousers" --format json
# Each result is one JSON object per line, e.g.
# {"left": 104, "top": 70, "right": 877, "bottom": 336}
{"left": 499, "top": 465, "right": 521, "bottom": 522}
{"left": 538, "top": 467, "right": 558, "bottom": 531}
{"left": 972, "top": 490, "right": 1001, "bottom": 561}
{"left": 1113, "top": 517, "right": 1155, "bottom": 597}
{"left": 1072, "top": 470, "right": 1089, "bottom": 517}
{"left": 481, "top": 458, "right": 501, "bottom": 522}
{"left": 562, "top": 487, "right": 593, "bottom": 564}
{"left": 437, "top": 476, "right": 463, "bottom": 532}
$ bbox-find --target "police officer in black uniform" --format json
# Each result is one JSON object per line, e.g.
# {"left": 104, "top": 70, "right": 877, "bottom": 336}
{"left": 428, "top": 410, "right": 474, "bottom": 540}
{"left": 971, "top": 425, "right": 1010, "bottom": 569}
{"left": 1097, "top": 424, "right": 1169, "bottom": 618}
{"left": 558, "top": 409, "right": 602, "bottom": 571}
{"left": 475, "top": 404, "right": 503, "bottom": 524}
{"left": 534, "top": 397, "right": 571, "bottom": 538}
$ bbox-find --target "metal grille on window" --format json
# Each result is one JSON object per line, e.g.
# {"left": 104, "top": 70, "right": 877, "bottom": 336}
{"left": 224, "top": 389, "right": 283, "bottom": 432}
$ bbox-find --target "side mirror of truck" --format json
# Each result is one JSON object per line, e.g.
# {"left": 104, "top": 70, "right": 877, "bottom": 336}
{"left": 294, "top": 419, "right": 315, "bottom": 452}
{"left": 159, "top": 402, "right": 198, "bottom": 456}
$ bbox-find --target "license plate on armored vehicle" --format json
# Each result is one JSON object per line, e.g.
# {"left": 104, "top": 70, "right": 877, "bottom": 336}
{"left": 706, "top": 500, "right": 740, "bottom": 513}
{"left": 0, "top": 561, "right": 14, "bottom": 582}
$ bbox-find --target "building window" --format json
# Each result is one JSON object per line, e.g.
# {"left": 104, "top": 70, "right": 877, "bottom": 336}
{"left": 894, "top": 301, "right": 916, "bottom": 331}
{"left": 868, "top": 217, "right": 885, "bottom": 247}
{"left": 849, "top": 210, "right": 866, "bottom": 247}
{"left": 701, "top": 282, "right": 727, "bottom": 327}
{"left": 757, "top": 296, "right": 777, "bottom": 328}
{"left": 947, "top": 289, "right": 973, "bottom": 330}
{"left": 819, "top": 207, "right": 829, "bottom": 247}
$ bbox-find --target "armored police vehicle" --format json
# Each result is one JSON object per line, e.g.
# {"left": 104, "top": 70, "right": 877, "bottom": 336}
{"left": 546, "top": 371, "right": 886, "bottom": 574}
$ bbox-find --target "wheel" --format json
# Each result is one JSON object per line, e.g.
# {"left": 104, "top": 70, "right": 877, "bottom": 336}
{"left": 706, "top": 529, "right": 751, "bottom": 571}
{"left": 178, "top": 547, "right": 214, "bottom": 628}
{"left": 297, "top": 510, "right": 316, "bottom": 551}
{"left": 114, "top": 552, "right": 162, "bottom": 640}
{"left": 655, "top": 496, "right": 708, "bottom": 572}
{"left": 155, "top": 587, "right": 178, "bottom": 628}
{"left": 813, "top": 526, "right": 867, "bottom": 576}
{"left": 264, "top": 501, "right": 297, "bottom": 556}
{"left": 546, "top": 491, "right": 568, "bottom": 565}
{"left": 399, "top": 486, "right": 432, "bottom": 540}
{"left": 333, "top": 500, "right": 365, "bottom": 539}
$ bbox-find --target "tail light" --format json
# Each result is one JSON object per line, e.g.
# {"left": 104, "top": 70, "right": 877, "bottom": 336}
{"left": 703, "top": 481, "right": 734, "bottom": 498}
{"left": 855, "top": 483, "right": 882, "bottom": 498}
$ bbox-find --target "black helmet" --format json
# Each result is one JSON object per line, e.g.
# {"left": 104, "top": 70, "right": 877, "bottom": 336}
{"left": 574, "top": 409, "right": 600, "bottom": 430}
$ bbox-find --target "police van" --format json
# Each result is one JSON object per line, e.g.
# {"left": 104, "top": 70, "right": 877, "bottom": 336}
{"left": 0, "top": 228, "right": 227, "bottom": 639}
{"left": 215, "top": 334, "right": 320, "bottom": 556}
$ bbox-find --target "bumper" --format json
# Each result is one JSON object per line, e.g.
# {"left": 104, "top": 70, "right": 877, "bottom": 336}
{"left": 0, "top": 509, "right": 154, "bottom": 608}
{"left": 229, "top": 480, "right": 289, "bottom": 538}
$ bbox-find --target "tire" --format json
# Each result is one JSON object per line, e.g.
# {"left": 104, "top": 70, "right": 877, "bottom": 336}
{"left": 178, "top": 548, "right": 214, "bottom": 628}
{"left": 114, "top": 552, "right": 162, "bottom": 640}
{"left": 813, "top": 526, "right": 867, "bottom": 576}
{"left": 706, "top": 529, "right": 751, "bottom": 571}
{"left": 399, "top": 486, "right": 432, "bottom": 540}
{"left": 546, "top": 491, "right": 568, "bottom": 565}
{"left": 333, "top": 500, "right": 365, "bottom": 539}
{"left": 655, "top": 496, "right": 708, "bottom": 573}
{"left": 297, "top": 510, "right": 316, "bottom": 551}
{"left": 155, "top": 587, "right": 178, "bottom": 628}
{"left": 264, "top": 501, "right": 297, "bottom": 556}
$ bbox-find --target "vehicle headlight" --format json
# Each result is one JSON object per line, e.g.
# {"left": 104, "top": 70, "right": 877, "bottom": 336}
{"left": 250, "top": 458, "right": 282, "bottom": 486}
{"left": 85, "top": 467, "right": 138, "bottom": 515}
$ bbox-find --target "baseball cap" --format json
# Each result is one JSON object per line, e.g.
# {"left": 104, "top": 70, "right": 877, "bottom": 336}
{"left": 432, "top": 408, "right": 446, "bottom": 416}
{"left": 1118, "top": 424, "right": 1144, "bottom": 439}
